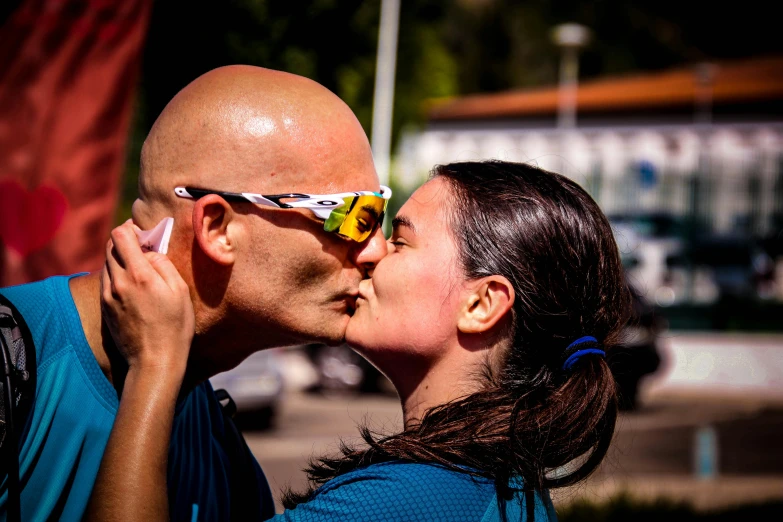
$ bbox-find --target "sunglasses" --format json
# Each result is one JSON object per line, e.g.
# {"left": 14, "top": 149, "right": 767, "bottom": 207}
{"left": 174, "top": 185, "right": 392, "bottom": 242}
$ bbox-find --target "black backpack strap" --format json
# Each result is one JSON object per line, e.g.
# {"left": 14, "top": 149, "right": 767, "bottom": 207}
{"left": 0, "top": 293, "right": 36, "bottom": 456}
{"left": 0, "top": 292, "right": 36, "bottom": 522}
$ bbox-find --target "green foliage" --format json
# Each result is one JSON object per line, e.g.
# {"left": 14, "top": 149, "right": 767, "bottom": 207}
{"left": 134, "top": 0, "right": 783, "bottom": 146}
{"left": 116, "top": 94, "right": 147, "bottom": 223}
{"left": 560, "top": 493, "right": 692, "bottom": 522}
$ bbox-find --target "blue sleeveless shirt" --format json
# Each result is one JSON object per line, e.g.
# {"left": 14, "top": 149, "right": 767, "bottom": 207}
{"left": 0, "top": 275, "right": 274, "bottom": 521}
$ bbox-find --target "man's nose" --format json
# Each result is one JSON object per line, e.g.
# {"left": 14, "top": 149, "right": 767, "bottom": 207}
{"left": 351, "top": 226, "right": 387, "bottom": 276}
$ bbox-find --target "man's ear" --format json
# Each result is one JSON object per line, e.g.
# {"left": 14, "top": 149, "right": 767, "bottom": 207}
{"left": 457, "top": 276, "right": 515, "bottom": 335}
{"left": 192, "top": 195, "right": 237, "bottom": 266}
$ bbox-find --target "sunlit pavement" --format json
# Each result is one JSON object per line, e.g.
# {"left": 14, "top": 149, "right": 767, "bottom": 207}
{"left": 244, "top": 335, "right": 783, "bottom": 513}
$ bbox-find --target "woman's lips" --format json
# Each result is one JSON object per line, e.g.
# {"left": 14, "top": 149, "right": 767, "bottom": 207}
{"left": 357, "top": 279, "right": 373, "bottom": 301}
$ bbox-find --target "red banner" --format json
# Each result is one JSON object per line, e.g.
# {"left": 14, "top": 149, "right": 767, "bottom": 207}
{"left": 0, "top": 0, "right": 152, "bottom": 285}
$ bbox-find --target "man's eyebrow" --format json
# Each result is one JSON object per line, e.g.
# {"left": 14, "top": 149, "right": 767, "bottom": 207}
{"left": 392, "top": 216, "right": 416, "bottom": 233}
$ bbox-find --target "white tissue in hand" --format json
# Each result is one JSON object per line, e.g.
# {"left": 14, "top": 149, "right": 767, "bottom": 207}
{"left": 134, "top": 217, "right": 174, "bottom": 254}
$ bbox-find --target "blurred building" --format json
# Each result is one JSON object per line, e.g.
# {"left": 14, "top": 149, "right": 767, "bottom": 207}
{"left": 397, "top": 56, "right": 783, "bottom": 238}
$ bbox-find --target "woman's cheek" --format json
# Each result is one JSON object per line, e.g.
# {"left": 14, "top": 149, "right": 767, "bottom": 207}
{"left": 395, "top": 273, "right": 441, "bottom": 336}
{"left": 374, "top": 255, "right": 448, "bottom": 343}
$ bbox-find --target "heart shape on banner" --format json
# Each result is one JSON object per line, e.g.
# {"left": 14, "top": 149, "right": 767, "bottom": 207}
{"left": 0, "top": 180, "right": 69, "bottom": 257}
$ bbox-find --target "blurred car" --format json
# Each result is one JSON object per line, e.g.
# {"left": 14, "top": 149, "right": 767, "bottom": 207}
{"left": 209, "top": 349, "right": 284, "bottom": 429}
{"left": 610, "top": 216, "right": 686, "bottom": 306}
{"left": 609, "top": 283, "right": 664, "bottom": 410}
{"left": 659, "top": 235, "right": 774, "bottom": 305}
{"left": 303, "top": 343, "right": 389, "bottom": 395}
{"left": 688, "top": 236, "right": 773, "bottom": 299}
{"left": 608, "top": 212, "right": 689, "bottom": 239}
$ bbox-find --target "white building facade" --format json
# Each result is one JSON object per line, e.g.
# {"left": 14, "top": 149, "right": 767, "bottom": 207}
{"left": 396, "top": 122, "right": 783, "bottom": 236}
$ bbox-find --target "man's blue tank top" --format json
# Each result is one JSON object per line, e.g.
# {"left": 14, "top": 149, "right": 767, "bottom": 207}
{"left": 0, "top": 275, "right": 273, "bottom": 521}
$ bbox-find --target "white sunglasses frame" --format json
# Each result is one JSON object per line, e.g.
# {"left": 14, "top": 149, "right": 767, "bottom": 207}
{"left": 174, "top": 185, "right": 392, "bottom": 221}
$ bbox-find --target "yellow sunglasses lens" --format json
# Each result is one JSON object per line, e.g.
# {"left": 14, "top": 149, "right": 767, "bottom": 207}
{"left": 323, "top": 195, "right": 387, "bottom": 242}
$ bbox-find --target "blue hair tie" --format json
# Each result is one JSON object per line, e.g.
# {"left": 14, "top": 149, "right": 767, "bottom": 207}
{"left": 561, "top": 336, "right": 605, "bottom": 371}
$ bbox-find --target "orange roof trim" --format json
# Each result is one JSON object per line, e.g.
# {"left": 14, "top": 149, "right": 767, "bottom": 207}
{"left": 428, "top": 56, "right": 783, "bottom": 121}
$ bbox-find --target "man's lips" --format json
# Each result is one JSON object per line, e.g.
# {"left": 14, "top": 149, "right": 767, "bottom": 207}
{"left": 341, "top": 293, "right": 358, "bottom": 311}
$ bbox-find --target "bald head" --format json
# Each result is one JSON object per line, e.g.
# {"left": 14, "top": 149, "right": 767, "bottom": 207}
{"left": 136, "top": 65, "right": 377, "bottom": 218}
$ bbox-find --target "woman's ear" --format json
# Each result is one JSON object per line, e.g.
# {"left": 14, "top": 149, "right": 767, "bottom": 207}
{"left": 457, "top": 276, "right": 515, "bottom": 335}
{"left": 192, "top": 195, "right": 237, "bottom": 266}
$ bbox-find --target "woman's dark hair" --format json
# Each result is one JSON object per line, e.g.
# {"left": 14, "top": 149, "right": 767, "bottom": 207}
{"left": 283, "top": 160, "right": 631, "bottom": 508}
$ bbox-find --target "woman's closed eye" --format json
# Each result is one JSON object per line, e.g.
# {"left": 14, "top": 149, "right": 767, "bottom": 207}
{"left": 388, "top": 238, "right": 407, "bottom": 250}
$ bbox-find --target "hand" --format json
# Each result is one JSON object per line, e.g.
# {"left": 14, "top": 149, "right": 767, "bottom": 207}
{"left": 101, "top": 220, "right": 195, "bottom": 379}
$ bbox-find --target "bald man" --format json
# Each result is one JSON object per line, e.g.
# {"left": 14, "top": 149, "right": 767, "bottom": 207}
{"left": 0, "top": 66, "right": 387, "bottom": 521}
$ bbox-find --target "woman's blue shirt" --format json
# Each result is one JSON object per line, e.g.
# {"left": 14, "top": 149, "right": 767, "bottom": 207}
{"left": 270, "top": 461, "right": 557, "bottom": 521}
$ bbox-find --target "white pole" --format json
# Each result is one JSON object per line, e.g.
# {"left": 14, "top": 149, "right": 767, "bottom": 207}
{"left": 557, "top": 46, "right": 579, "bottom": 130}
{"left": 371, "top": 0, "right": 401, "bottom": 186}
{"left": 551, "top": 23, "right": 590, "bottom": 130}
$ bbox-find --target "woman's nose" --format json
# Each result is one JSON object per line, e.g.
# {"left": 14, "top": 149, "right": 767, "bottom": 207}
{"left": 351, "top": 226, "right": 387, "bottom": 276}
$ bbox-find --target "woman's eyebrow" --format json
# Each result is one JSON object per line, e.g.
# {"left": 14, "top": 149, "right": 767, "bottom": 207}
{"left": 392, "top": 215, "right": 417, "bottom": 233}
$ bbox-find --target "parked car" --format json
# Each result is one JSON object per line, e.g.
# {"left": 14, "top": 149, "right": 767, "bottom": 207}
{"left": 607, "top": 211, "right": 698, "bottom": 241}
{"left": 303, "top": 343, "right": 389, "bottom": 395}
{"left": 659, "top": 235, "right": 775, "bottom": 306}
{"left": 209, "top": 349, "right": 285, "bottom": 429}
{"left": 609, "top": 283, "right": 664, "bottom": 410}
{"left": 688, "top": 236, "right": 774, "bottom": 299}
{"left": 610, "top": 215, "right": 686, "bottom": 306}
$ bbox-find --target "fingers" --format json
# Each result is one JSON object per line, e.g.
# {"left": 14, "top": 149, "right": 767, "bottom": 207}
{"left": 100, "top": 260, "right": 112, "bottom": 304}
{"left": 105, "top": 237, "right": 122, "bottom": 289}
{"left": 110, "top": 221, "right": 155, "bottom": 283}
{"left": 146, "top": 253, "right": 188, "bottom": 294}
{"left": 105, "top": 221, "right": 188, "bottom": 299}
{"left": 100, "top": 262, "right": 112, "bottom": 319}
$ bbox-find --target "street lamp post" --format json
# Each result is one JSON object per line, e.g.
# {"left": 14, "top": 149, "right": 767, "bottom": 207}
{"left": 371, "top": 0, "right": 401, "bottom": 187}
{"left": 551, "top": 23, "right": 590, "bottom": 130}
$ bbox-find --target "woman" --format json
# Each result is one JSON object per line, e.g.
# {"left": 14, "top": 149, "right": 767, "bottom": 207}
{"left": 92, "top": 160, "right": 629, "bottom": 521}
